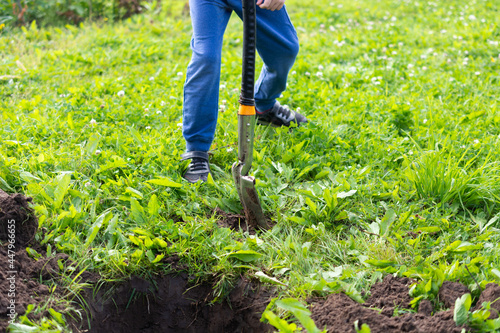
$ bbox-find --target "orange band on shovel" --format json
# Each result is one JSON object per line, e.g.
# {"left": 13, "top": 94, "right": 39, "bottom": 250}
{"left": 238, "top": 104, "right": 256, "bottom": 115}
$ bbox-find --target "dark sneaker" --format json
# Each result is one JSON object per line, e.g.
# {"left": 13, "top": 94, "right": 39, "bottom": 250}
{"left": 181, "top": 151, "right": 210, "bottom": 183}
{"left": 256, "top": 102, "right": 308, "bottom": 127}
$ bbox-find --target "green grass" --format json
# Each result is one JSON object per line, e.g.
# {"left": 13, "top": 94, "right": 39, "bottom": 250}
{"left": 2, "top": 0, "right": 500, "bottom": 331}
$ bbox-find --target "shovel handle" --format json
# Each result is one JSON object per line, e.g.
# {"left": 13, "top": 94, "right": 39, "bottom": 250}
{"left": 239, "top": 0, "right": 256, "bottom": 109}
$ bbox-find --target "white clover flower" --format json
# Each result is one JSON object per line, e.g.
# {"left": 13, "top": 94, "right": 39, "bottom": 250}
{"left": 475, "top": 72, "right": 480, "bottom": 75}
{"left": 407, "top": 64, "right": 414, "bottom": 69}
{"left": 117, "top": 90, "right": 125, "bottom": 97}
{"left": 391, "top": 16, "right": 397, "bottom": 21}
{"left": 177, "top": 72, "right": 183, "bottom": 76}
{"left": 156, "top": 110, "right": 162, "bottom": 114}
{"left": 221, "top": 99, "right": 227, "bottom": 105}
{"left": 423, "top": 119, "right": 428, "bottom": 124}
{"left": 160, "top": 101, "right": 166, "bottom": 106}
{"left": 149, "top": 77, "right": 155, "bottom": 81}
{"left": 117, "top": 77, "right": 123, "bottom": 81}
{"left": 95, "top": 149, "right": 101, "bottom": 155}
{"left": 318, "top": 64, "right": 324, "bottom": 70}
{"left": 473, "top": 139, "right": 479, "bottom": 144}
{"left": 422, "top": 66, "right": 428, "bottom": 70}
{"left": 469, "top": 15, "right": 476, "bottom": 20}
{"left": 460, "top": 145, "right": 466, "bottom": 149}
{"left": 305, "top": 72, "right": 311, "bottom": 76}
{"left": 145, "top": 108, "right": 149, "bottom": 112}
{"left": 177, "top": 123, "right": 183, "bottom": 127}
{"left": 392, "top": 51, "right": 397, "bottom": 55}
{"left": 90, "top": 118, "right": 97, "bottom": 126}
{"left": 440, "top": 29, "right": 447, "bottom": 34}
{"left": 291, "top": 71, "right": 297, "bottom": 75}
{"left": 84, "top": 182, "right": 91, "bottom": 188}
{"left": 220, "top": 84, "right": 226, "bottom": 90}
{"left": 408, "top": 150, "right": 413, "bottom": 155}
{"left": 145, "top": 126, "right": 151, "bottom": 130}
{"left": 316, "top": 71, "right": 323, "bottom": 77}
{"left": 227, "top": 147, "right": 234, "bottom": 152}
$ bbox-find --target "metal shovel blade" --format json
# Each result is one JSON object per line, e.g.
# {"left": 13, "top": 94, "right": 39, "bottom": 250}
{"left": 232, "top": 114, "right": 266, "bottom": 228}
{"left": 232, "top": 164, "right": 266, "bottom": 228}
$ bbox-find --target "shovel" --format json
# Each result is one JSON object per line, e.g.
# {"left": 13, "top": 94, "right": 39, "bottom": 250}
{"left": 231, "top": 0, "right": 267, "bottom": 228}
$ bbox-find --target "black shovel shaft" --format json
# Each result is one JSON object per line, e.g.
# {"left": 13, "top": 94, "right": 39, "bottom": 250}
{"left": 239, "top": 0, "right": 256, "bottom": 107}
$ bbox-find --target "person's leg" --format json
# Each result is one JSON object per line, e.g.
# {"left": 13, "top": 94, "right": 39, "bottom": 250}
{"left": 183, "top": 0, "right": 232, "bottom": 153}
{"left": 227, "top": 1, "right": 299, "bottom": 111}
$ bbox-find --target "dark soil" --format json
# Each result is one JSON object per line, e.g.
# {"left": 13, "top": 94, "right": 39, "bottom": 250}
{"left": 438, "top": 281, "right": 470, "bottom": 309}
{"left": 78, "top": 274, "right": 273, "bottom": 333}
{"left": 0, "top": 190, "right": 47, "bottom": 332}
{"left": 364, "top": 275, "right": 413, "bottom": 312}
{"left": 310, "top": 275, "right": 469, "bottom": 333}
{"left": 474, "top": 283, "right": 500, "bottom": 319}
{"left": 0, "top": 189, "right": 38, "bottom": 246}
{"left": 0, "top": 247, "right": 54, "bottom": 331}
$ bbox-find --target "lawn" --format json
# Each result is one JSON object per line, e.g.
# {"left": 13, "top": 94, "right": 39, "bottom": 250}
{"left": 1, "top": 0, "right": 500, "bottom": 331}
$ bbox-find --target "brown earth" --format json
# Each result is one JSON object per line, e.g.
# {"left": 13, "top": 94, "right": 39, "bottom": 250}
{"left": 473, "top": 283, "right": 500, "bottom": 319}
{"left": 310, "top": 275, "right": 469, "bottom": 333}
{"left": 438, "top": 281, "right": 471, "bottom": 309}
{"left": 0, "top": 190, "right": 42, "bottom": 331}
{"left": 0, "top": 189, "right": 38, "bottom": 246}
{"left": 78, "top": 274, "right": 273, "bottom": 333}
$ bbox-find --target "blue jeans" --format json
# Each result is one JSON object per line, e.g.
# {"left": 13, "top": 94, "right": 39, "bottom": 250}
{"left": 183, "top": 0, "right": 299, "bottom": 152}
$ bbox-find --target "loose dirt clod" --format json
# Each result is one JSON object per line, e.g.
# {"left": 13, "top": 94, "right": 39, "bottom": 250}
{"left": 364, "top": 275, "right": 413, "bottom": 311}
{"left": 438, "top": 281, "right": 470, "bottom": 309}
{"left": 0, "top": 189, "right": 38, "bottom": 246}
{"left": 474, "top": 283, "right": 500, "bottom": 319}
{"left": 310, "top": 276, "right": 467, "bottom": 333}
{"left": 418, "top": 300, "right": 434, "bottom": 316}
